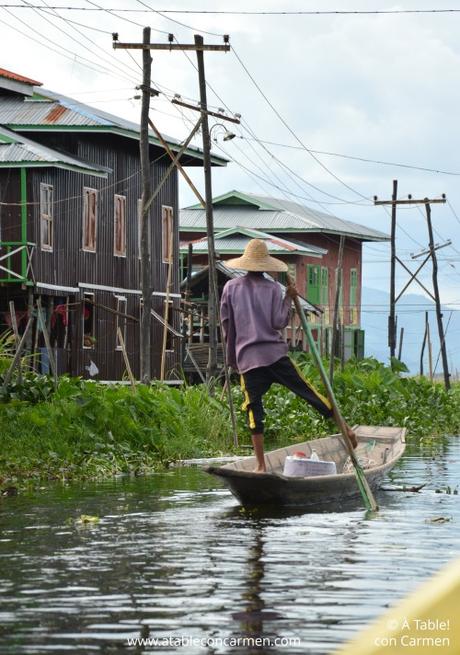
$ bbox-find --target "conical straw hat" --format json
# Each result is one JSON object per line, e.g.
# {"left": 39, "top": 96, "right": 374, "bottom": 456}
{"left": 226, "top": 239, "right": 288, "bottom": 272}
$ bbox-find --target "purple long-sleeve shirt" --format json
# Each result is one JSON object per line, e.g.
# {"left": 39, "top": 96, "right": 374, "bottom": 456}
{"left": 220, "top": 272, "right": 292, "bottom": 374}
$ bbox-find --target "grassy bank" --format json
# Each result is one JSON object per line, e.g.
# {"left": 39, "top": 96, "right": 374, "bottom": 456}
{"left": 1, "top": 356, "right": 459, "bottom": 485}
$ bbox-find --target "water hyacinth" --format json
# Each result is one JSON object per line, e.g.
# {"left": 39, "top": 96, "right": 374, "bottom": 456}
{"left": 0, "top": 356, "right": 459, "bottom": 484}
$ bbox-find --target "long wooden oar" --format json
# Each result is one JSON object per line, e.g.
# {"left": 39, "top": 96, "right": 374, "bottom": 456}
{"left": 287, "top": 275, "right": 378, "bottom": 512}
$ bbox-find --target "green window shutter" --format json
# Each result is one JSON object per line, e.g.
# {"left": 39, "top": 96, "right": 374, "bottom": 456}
{"left": 307, "top": 265, "right": 320, "bottom": 304}
{"left": 354, "top": 329, "right": 365, "bottom": 359}
{"left": 320, "top": 267, "right": 329, "bottom": 305}
{"left": 350, "top": 268, "right": 358, "bottom": 324}
{"left": 350, "top": 269, "right": 357, "bottom": 306}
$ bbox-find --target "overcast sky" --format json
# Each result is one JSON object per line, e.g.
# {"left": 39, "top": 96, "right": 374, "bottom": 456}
{"left": 2, "top": 0, "right": 460, "bottom": 360}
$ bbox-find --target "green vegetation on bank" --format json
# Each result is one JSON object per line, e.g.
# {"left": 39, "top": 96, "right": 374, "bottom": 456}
{"left": 0, "top": 355, "right": 459, "bottom": 484}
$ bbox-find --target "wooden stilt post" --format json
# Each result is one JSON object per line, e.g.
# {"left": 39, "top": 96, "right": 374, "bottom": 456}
{"left": 160, "top": 230, "right": 174, "bottom": 381}
{"left": 26, "top": 288, "right": 34, "bottom": 355}
{"left": 420, "top": 312, "right": 428, "bottom": 377}
{"left": 398, "top": 326, "right": 404, "bottom": 361}
{"left": 427, "top": 318, "right": 433, "bottom": 381}
{"left": 9, "top": 301, "right": 23, "bottom": 383}
{"left": 37, "top": 297, "right": 57, "bottom": 388}
{"left": 3, "top": 316, "right": 33, "bottom": 387}
{"left": 117, "top": 327, "right": 136, "bottom": 390}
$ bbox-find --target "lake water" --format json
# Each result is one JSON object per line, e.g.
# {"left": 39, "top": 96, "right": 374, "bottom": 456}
{"left": 0, "top": 438, "right": 459, "bottom": 654}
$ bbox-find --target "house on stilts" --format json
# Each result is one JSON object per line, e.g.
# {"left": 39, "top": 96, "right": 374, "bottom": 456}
{"left": 179, "top": 191, "right": 389, "bottom": 371}
{"left": 0, "top": 67, "right": 227, "bottom": 381}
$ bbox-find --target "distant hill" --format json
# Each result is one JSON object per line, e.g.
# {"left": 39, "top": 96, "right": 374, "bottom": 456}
{"left": 361, "top": 287, "right": 459, "bottom": 377}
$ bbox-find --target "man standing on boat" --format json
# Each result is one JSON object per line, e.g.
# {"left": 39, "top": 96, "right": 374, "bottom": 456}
{"left": 220, "top": 239, "right": 357, "bottom": 473}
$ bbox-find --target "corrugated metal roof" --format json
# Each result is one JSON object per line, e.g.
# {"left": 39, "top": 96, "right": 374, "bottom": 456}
{"left": 180, "top": 226, "right": 326, "bottom": 257}
{"left": 0, "top": 126, "right": 109, "bottom": 176}
{"left": 0, "top": 95, "right": 113, "bottom": 127}
{"left": 0, "top": 87, "right": 227, "bottom": 166}
{"left": 181, "top": 191, "right": 389, "bottom": 242}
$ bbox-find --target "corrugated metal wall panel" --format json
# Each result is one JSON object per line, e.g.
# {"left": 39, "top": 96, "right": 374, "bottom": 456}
{"left": 26, "top": 133, "right": 181, "bottom": 380}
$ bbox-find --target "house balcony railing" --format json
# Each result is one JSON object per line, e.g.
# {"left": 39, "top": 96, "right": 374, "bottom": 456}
{"left": 0, "top": 242, "right": 35, "bottom": 283}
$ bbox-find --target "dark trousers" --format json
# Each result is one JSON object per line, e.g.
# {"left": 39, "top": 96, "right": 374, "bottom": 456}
{"left": 240, "top": 356, "right": 333, "bottom": 434}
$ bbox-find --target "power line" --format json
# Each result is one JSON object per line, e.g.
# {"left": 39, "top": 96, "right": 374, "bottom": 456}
{"left": 17, "top": 0, "right": 140, "bottom": 83}
{"left": 232, "top": 46, "right": 371, "bottom": 203}
{"left": 84, "top": 0, "right": 169, "bottom": 35}
{"left": 0, "top": 9, "right": 125, "bottom": 79}
{"left": 166, "top": 34, "right": 372, "bottom": 212}
{"left": 236, "top": 136, "right": 460, "bottom": 177}
{"left": 132, "top": 0, "right": 224, "bottom": 37}
{"left": 2, "top": 6, "right": 460, "bottom": 15}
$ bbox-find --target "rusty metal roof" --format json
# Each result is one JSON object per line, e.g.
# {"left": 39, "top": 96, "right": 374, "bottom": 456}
{"left": 0, "top": 87, "right": 227, "bottom": 166}
{"left": 181, "top": 190, "right": 389, "bottom": 242}
{"left": 0, "top": 67, "right": 42, "bottom": 86}
{"left": 0, "top": 126, "right": 109, "bottom": 176}
{"left": 180, "top": 226, "right": 326, "bottom": 257}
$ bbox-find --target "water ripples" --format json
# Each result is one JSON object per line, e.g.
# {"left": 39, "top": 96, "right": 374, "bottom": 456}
{"left": 0, "top": 439, "right": 459, "bottom": 653}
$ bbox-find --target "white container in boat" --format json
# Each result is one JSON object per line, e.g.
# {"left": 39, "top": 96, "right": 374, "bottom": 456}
{"left": 283, "top": 451, "right": 337, "bottom": 477}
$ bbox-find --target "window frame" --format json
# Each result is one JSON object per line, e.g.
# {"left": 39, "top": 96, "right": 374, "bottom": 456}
{"left": 306, "top": 264, "right": 321, "bottom": 305}
{"left": 82, "top": 187, "right": 98, "bottom": 253}
{"left": 114, "top": 194, "right": 127, "bottom": 257}
{"left": 115, "top": 295, "right": 127, "bottom": 351}
{"left": 40, "top": 183, "right": 54, "bottom": 252}
{"left": 350, "top": 268, "right": 358, "bottom": 324}
{"left": 162, "top": 205, "right": 174, "bottom": 264}
{"left": 320, "top": 266, "right": 329, "bottom": 306}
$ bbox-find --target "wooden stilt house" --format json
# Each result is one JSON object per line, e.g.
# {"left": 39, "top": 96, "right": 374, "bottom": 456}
{"left": 0, "top": 68, "right": 226, "bottom": 380}
{"left": 180, "top": 191, "right": 389, "bottom": 361}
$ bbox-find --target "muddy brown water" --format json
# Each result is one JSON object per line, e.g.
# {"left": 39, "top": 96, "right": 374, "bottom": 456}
{"left": 0, "top": 438, "right": 459, "bottom": 654}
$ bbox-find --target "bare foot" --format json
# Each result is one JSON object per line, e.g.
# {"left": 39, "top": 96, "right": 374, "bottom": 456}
{"left": 252, "top": 466, "right": 267, "bottom": 473}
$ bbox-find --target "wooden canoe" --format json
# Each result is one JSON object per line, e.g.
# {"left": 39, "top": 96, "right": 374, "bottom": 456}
{"left": 207, "top": 426, "right": 406, "bottom": 509}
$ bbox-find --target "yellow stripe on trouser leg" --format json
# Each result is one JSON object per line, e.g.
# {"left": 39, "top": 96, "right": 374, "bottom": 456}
{"left": 240, "top": 375, "right": 256, "bottom": 430}
{"left": 290, "top": 357, "right": 332, "bottom": 411}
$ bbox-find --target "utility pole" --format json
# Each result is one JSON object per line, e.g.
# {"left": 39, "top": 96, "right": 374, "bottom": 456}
{"left": 195, "top": 34, "right": 219, "bottom": 382}
{"left": 389, "top": 180, "right": 397, "bottom": 357}
{"left": 374, "top": 187, "right": 446, "bottom": 366}
{"left": 425, "top": 200, "right": 450, "bottom": 390}
{"left": 114, "top": 31, "right": 231, "bottom": 385}
{"left": 139, "top": 26, "right": 152, "bottom": 384}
